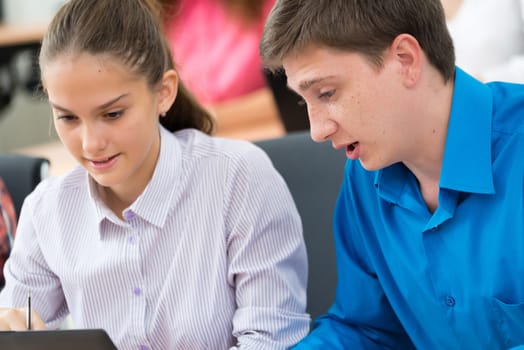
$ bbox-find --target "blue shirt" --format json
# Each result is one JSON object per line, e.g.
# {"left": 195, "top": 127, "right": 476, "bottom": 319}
{"left": 295, "top": 68, "right": 524, "bottom": 349}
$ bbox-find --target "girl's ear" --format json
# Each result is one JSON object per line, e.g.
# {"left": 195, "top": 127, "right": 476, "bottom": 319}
{"left": 157, "top": 69, "right": 178, "bottom": 115}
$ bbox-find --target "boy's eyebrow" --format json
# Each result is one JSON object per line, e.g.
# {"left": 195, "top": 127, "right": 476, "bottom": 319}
{"left": 50, "top": 94, "right": 129, "bottom": 113}
{"left": 296, "top": 76, "right": 334, "bottom": 93}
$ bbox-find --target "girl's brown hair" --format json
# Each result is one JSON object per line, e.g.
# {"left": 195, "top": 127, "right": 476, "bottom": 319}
{"left": 39, "top": 0, "right": 214, "bottom": 134}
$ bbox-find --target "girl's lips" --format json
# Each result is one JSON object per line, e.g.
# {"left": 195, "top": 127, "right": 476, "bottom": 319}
{"left": 88, "top": 154, "right": 120, "bottom": 171}
{"left": 346, "top": 142, "right": 360, "bottom": 160}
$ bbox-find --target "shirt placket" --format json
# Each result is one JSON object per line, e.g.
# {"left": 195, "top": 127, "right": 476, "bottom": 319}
{"left": 123, "top": 210, "right": 151, "bottom": 350}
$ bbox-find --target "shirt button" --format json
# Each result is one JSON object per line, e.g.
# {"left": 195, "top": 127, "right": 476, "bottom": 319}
{"left": 124, "top": 210, "right": 136, "bottom": 221}
{"left": 128, "top": 235, "right": 136, "bottom": 244}
{"left": 445, "top": 295, "right": 455, "bottom": 307}
{"left": 139, "top": 345, "right": 149, "bottom": 350}
{"left": 133, "top": 287, "right": 142, "bottom": 296}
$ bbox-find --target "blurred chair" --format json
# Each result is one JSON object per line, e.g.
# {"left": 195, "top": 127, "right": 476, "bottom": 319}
{"left": 255, "top": 131, "right": 346, "bottom": 324}
{"left": 0, "top": 154, "right": 49, "bottom": 219}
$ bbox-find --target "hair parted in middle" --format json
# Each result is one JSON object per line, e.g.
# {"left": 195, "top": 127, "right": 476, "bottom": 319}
{"left": 39, "top": 0, "right": 215, "bottom": 134}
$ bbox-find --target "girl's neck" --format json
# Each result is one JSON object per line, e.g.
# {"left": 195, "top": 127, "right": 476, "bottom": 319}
{"left": 97, "top": 185, "right": 135, "bottom": 220}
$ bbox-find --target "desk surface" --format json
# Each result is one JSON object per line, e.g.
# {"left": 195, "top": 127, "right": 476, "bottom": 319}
{"left": 0, "top": 23, "right": 47, "bottom": 47}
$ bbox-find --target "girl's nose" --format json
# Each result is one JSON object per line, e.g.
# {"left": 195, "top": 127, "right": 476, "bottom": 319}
{"left": 82, "top": 124, "right": 107, "bottom": 155}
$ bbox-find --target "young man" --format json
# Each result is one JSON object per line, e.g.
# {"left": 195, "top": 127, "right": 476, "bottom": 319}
{"left": 260, "top": 0, "right": 524, "bottom": 349}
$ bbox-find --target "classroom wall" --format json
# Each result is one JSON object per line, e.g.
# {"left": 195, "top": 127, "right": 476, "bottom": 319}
{"left": 0, "top": 51, "right": 58, "bottom": 152}
{"left": 0, "top": 89, "right": 57, "bottom": 152}
{"left": 2, "top": 0, "right": 64, "bottom": 25}
{"left": 0, "top": 0, "right": 63, "bottom": 152}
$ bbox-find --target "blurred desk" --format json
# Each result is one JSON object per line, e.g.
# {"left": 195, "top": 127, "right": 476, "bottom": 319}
{"left": 15, "top": 140, "right": 75, "bottom": 177}
{"left": 215, "top": 120, "right": 285, "bottom": 144}
{"left": 0, "top": 23, "right": 47, "bottom": 112}
{"left": 0, "top": 23, "right": 47, "bottom": 48}
{"left": 0, "top": 23, "right": 46, "bottom": 65}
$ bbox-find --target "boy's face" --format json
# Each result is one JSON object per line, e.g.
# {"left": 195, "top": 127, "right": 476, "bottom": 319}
{"left": 283, "top": 44, "right": 415, "bottom": 171}
{"left": 42, "top": 53, "right": 163, "bottom": 197}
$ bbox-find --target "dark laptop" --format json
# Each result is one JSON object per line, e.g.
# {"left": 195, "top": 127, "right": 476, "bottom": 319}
{"left": 0, "top": 329, "right": 117, "bottom": 350}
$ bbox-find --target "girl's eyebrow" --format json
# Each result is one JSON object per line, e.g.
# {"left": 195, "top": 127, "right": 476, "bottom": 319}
{"left": 50, "top": 93, "right": 130, "bottom": 113}
{"left": 95, "top": 94, "right": 129, "bottom": 111}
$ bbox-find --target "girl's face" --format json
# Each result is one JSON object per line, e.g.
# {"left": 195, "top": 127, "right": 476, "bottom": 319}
{"left": 42, "top": 53, "right": 172, "bottom": 201}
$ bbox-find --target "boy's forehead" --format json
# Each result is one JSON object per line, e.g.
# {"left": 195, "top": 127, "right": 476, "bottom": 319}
{"left": 282, "top": 45, "right": 347, "bottom": 91}
{"left": 282, "top": 46, "right": 323, "bottom": 80}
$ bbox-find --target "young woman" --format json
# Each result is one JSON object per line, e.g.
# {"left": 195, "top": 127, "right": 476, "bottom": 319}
{"left": 0, "top": 0, "right": 310, "bottom": 348}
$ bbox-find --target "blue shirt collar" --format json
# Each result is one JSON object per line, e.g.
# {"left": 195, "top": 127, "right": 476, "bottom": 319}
{"left": 440, "top": 67, "right": 494, "bottom": 194}
{"left": 375, "top": 67, "right": 495, "bottom": 203}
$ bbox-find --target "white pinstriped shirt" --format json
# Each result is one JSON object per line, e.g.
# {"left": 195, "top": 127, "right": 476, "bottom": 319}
{"left": 0, "top": 127, "right": 310, "bottom": 349}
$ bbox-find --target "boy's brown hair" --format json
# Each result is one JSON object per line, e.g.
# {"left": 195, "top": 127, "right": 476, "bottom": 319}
{"left": 260, "top": 0, "right": 455, "bottom": 81}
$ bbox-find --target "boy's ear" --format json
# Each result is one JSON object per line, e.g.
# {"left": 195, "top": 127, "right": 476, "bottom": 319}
{"left": 389, "top": 33, "right": 422, "bottom": 87}
{"left": 158, "top": 69, "right": 178, "bottom": 115}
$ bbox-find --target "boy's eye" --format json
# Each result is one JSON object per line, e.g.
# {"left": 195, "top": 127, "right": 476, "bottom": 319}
{"left": 318, "top": 90, "right": 335, "bottom": 100}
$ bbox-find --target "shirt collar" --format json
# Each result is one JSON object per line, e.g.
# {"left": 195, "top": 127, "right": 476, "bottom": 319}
{"left": 129, "top": 125, "right": 181, "bottom": 227}
{"left": 375, "top": 67, "right": 495, "bottom": 203}
{"left": 439, "top": 67, "right": 494, "bottom": 194}
{"left": 87, "top": 125, "right": 182, "bottom": 231}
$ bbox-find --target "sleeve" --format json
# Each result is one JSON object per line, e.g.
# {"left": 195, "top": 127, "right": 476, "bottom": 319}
{"left": 0, "top": 189, "right": 68, "bottom": 329}
{"left": 293, "top": 164, "right": 415, "bottom": 349}
{"left": 224, "top": 145, "right": 310, "bottom": 350}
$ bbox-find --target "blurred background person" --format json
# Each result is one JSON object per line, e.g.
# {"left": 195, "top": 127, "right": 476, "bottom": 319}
{"left": 159, "top": 0, "right": 285, "bottom": 140}
{"left": 443, "top": 0, "right": 524, "bottom": 82}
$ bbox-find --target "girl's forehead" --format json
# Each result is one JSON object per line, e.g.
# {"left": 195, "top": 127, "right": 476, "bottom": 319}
{"left": 42, "top": 52, "right": 139, "bottom": 83}
{"left": 42, "top": 52, "right": 147, "bottom": 98}
{"left": 47, "top": 52, "right": 121, "bottom": 70}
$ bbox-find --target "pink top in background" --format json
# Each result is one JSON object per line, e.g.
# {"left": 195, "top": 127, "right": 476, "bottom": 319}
{"left": 166, "top": 0, "right": 275, "bottom": 104}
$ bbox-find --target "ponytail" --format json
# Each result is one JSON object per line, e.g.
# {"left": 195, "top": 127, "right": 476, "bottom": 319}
{"left": 160, "top": 80, "right": 214, "bottom": 134}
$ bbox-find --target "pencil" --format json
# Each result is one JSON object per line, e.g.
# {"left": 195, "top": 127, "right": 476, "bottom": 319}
{"left": 26, "top": 290, "right": 31, "bottom": 330}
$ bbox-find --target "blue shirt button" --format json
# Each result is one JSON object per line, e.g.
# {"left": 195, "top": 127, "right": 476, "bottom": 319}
{"left": 139, "top": 345, "right": 149, "bottom": 350}
{"left": 128, "top": 235, "right": 136, "bottom": 244}
{"left": 133, "top": 287, "right": 142, "bottom": 296}
{"left": 445, "top": 295, "right": 455, "bottom": 307}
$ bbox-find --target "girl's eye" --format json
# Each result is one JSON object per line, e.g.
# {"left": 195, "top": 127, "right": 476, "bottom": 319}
{"left": 105, "top": 110, "right": 123, "bottom": 119}
{"left": 318, "top": 90, "right": 335, "bottom": 100}
{"left": 56, "top": 115, "right": 77, "bottom": 122}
